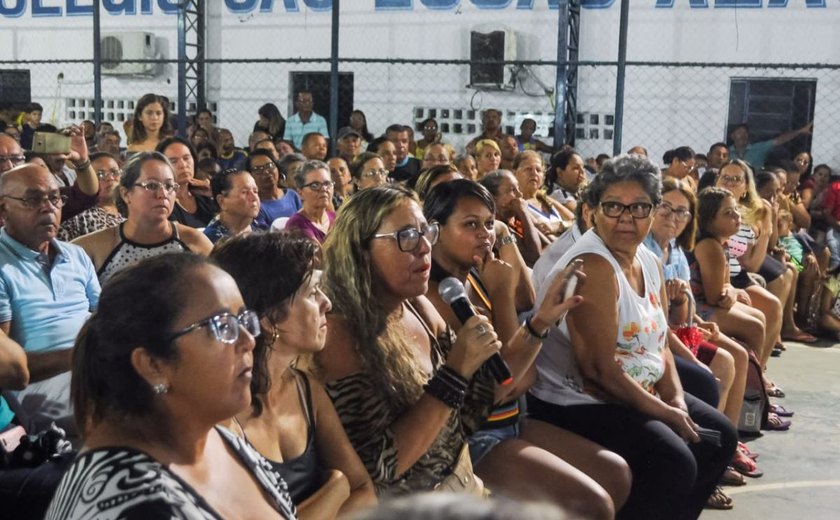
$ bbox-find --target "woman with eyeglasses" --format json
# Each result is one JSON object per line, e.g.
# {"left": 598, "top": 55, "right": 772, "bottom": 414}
{"left": 58, "top": 151, "right": 126, "bottom": 241}
{"left": 317, "top": 186, "right": 502, "bottom": 496}
{"left": 156, "top": 136, "right": 218, "bottom": 228}
{"left": 662, "top": 146, "right": 698, "bottom": 191}
{"left": 527, "top": 155, "right": 737, "bottom": 520}
{"left": 249, "top": 149, "right": 302, "bottom": 230}
{"left": 350, "top": 152, "right": 389, "bottom": 192}
{"left": 645, "top": 179, "right": 756, "bottom": 493}
{"left": 285, "top": 161, "right": 336, "bottom": 244}
{"left": 423, "top": 179, "right": 630, "bottom": 519}
{"left": 46, "top": 253, "right": 297, "bottom": 520}
{"left": 211, "top": 233, "right": 377, "bottom": 519}
{"left": 73, "top": 152, "right": 213, "bottom": 284}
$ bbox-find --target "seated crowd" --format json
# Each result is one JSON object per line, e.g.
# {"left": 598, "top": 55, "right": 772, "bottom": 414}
{"left": 0, "top": 94, "right": 827, "bottom": 519}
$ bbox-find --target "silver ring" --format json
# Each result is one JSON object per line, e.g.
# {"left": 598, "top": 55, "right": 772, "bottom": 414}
{"left": 476, "top": 324, "right": 488, "bottom": 336}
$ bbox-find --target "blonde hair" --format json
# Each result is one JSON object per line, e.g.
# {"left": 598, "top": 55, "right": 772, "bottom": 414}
{"left": 321, "top": 186, "right": 427, "bottom": 411}
{"left": 726, "top": 159, "right": 767, "bottom": 226}
{"left": 474, "top": 139, "right": 501, "bottom": 158}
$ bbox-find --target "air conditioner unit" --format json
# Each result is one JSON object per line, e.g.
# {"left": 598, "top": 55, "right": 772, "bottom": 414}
{"left": 469, "top": 29, "right": 517, "bottom": 89}
{"left": 100, "top": 32, "right": 157, "bottom": 76}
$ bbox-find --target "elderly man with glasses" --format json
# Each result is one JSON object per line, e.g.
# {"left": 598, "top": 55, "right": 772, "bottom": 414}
{"left": 0, "top": 161, "right": 100, "bottom": 443}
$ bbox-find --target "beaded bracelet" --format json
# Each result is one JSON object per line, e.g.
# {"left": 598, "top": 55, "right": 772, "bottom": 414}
{"left": 73, "top": 159, "right": 91, "bottom": 171}
{"left": 425, "top": 370, "right": 467, "bottom": 409}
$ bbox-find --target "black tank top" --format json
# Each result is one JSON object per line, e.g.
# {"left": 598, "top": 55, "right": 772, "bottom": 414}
{"left": 238, "top": 369, "right": 323, "bottom": 503}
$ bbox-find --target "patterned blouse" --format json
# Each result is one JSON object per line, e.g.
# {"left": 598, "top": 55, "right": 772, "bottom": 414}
{"left": 45, "top": 426, "right": 297, "bottom": 520}
{"left": 325, "top": 302, "right": 496, "bottom": 495}
{"left": 58, "top": 206, "right": 125, "bottom": 242}
{"left": 531, "top": 229, "right": 668, "bottom": 406}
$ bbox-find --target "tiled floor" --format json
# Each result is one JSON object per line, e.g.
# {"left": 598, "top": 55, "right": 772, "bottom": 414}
{"left": 702, "top": 339, "right": 840, "bottom": 519}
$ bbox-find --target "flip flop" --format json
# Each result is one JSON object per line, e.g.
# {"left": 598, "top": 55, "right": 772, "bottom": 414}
{"left": 720, "top": 466, "right": 747, "bottom": 486}
{"left": 782, "top": 331, "right": 817, "bottom": 343}
{"left": 770, "top": 403, "right": 794, "bottom": 417}
{"left": 766, "top": 384, "right": 786, "bottom": 398}
{"left": 738, "top": 441, "right": 759, "bottom": 461}
{"left": 763, "top": 412, "right": 791, "bottom": 431}
{"left": 732, "top": 450, "right": 763, "bottom": 478}
{"left": 705, "top": 487, "right": 734, "bottom": 510}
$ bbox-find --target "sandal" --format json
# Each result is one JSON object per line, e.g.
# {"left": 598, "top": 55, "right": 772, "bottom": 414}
{"left": 770, "top": 403, "right": 794, "bottom": 417}
{"left": 763, "top": 412, "right": 792, "bottom": 431}
{"left": 766, "top": 384, "right": 786, "bottom": 398}
{"left": 781, "top": 330, "right": 817, "bottom": 343}
{"left": 738, "top": 441, "right": 759, "bottom": 460}
{"left": 732, "top": 450, "right": 763, "bottom": 478}
{"left": 705, "top": 487, "right": 734, "bottom": 510}
{"left": 720, "top": 466, "right": 747, "bottom": 486}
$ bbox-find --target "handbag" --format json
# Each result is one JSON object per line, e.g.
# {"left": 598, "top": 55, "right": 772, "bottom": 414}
{"left": 434, "top": 444, "right": 489, "bottom": 497}
{"left": 673, "top": 289, "right": 703, "bottom": 356}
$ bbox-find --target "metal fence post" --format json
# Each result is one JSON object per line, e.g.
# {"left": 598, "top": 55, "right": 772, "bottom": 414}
{"left": 92, "top": 0, "right": 101, "bottom": 126}
{"left": 613, "top": 0, "right": 629, "bottom": 156}
{"left": 329, "top": 0, "right": 340, "bottom": 157}
{"left": 177, "top": 2, "right": 187, "bottom": 138}
{"left": 554, "top": 1, "right": 569, "bottom": 149}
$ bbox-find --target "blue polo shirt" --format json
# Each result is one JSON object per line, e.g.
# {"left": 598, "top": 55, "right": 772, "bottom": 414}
{"left": 0, "top": 230, "right": 99, "bottom": 352}
{"left": 283, "top": 112, "right": 329, "bottom": 149}
{"left": 0, "top": 230, "right": 99, "bottom": 428}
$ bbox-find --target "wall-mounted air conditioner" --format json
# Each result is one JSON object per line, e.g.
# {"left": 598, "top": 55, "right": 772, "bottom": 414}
{"left": 469, "top": 29, "right": 517, "bottom": 89}
{"left": 100, "top": 32, "right": 157, "bottom": 76}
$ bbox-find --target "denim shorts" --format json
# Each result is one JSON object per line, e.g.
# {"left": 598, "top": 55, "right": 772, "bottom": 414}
{"left": 467, "top": 422, "right": 520, "bottom": 466}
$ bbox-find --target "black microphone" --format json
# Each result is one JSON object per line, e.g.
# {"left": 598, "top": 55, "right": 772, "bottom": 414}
{"left": 438, "top": 277, "right": 513, "bottom": 386}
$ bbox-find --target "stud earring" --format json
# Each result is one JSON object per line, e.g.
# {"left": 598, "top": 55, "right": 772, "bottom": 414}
{"left": 152, "top": 383, "right": 169, "bottom": 395}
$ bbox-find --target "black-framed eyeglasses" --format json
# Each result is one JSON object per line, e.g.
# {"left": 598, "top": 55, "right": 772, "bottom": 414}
{"left": 302, "top": 180, "right": 334, "bottom": 191}
{"left": 372, "top": 222, "right": 440, "bottom": 252}
{"left": 656, "top": 204, "right": 692, "bottom": 222}
{"left": 167, "top": 309, "right": 261, "bottom": 345}
{"left": 0, "top": 155, "right": 25, "bottom": 165}
{"left": 134, "top": 181, "right": 180, "bottom": 194}
{"left": 600, "top": 201, "right": 654, "bottom": 219}
{"left": 96, "top": 168, "right": 122, "bottom": 180}
{"left": 3, "top": 193, "right": 68, "bottom": 209}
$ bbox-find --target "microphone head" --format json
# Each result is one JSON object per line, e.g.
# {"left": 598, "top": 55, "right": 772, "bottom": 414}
{"left": 438, "top": 277, "right": 467, "bottom": 305}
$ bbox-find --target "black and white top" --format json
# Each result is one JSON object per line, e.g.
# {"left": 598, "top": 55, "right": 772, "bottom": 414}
{"left": 97, "top": 222, "right": 191, "bottom": 284}
{"left": 45, "top": 426, "right": 297, "bottom": 520}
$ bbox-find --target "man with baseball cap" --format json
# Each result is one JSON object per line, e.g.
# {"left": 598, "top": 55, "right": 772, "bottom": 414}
{"left": 336, "top": 126, "right": 361, "bottom": 163}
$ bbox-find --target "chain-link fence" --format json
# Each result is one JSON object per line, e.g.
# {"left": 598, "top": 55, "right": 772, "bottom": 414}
{"left": 4, "top": 57, "right": 839, "bottom": 167}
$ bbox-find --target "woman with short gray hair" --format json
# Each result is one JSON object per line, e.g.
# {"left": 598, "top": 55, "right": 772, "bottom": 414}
{"left": 285, "top": 160, "right": 336, "bottom": 243}
{"left": 527, "top": 154, "right": 737, "bottom": 519}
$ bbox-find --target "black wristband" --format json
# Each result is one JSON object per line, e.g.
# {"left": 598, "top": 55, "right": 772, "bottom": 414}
{"left": 425, "top": 371, "right": 466, "bottom": 409}
{"left": 524, "top": 317, "right": 549, "bottom": 339}
{"left": 437, "top": 365, "right": 469, "bottom": 390}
